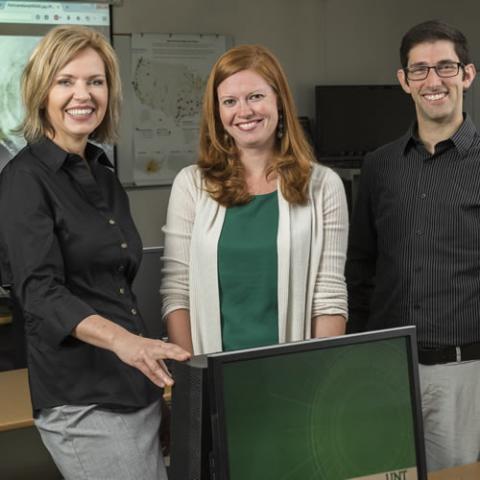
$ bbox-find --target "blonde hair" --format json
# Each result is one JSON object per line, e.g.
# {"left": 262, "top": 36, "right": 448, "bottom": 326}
{"left": 19, "top": 25, "right": 121, "bottom": 144}
{"left": 198, "top": 44, "right": 313, "bottom": 207}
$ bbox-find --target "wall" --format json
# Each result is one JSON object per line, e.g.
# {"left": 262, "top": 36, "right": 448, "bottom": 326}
{"left": 112, "top": 0, "right": 480, "bottom": 246}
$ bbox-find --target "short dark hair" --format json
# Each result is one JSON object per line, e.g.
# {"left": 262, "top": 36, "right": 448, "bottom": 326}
{"left": 400, "top": 20, "right": 471, "bottom": 69}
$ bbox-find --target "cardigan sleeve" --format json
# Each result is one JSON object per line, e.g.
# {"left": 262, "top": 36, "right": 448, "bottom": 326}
{"left": 311, "top": 168, "right": 349, "bottom": 319}
{"left": 160, "top": 166, "right": 198, "bottom": 318}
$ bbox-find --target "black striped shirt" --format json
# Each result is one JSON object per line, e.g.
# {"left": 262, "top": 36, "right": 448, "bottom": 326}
{"left": 346, "top": 115, "right": 480, "bottom": 348}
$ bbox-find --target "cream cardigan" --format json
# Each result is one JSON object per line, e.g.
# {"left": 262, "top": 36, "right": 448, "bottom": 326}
{"left": 160, "top": 164, "right": 348, "bottom": 355}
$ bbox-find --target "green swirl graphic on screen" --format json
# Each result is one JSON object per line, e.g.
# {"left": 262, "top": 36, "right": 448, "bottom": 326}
{"left": 221, "top": 337, "right": 418, "bottom": 480}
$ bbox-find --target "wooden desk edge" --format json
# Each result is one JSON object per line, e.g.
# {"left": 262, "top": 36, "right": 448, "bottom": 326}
{"left": 429, "top": 461, "right": 480, "bottom": 479}
{"left": 0, "top": 418, "right": 34, "bottom": 432}
{"left": 0, "top": 368, "right": 33, "bottom": 432}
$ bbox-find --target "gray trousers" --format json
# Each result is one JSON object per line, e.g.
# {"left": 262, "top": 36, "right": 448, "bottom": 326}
{"left": 419, "top": 360, "right": 480, "bottom": 472}
{"left": 35, "top": 400, "right": 167, "bottom": 480}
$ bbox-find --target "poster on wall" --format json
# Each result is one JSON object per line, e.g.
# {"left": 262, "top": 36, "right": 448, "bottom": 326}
{"left": 130, "top": 33, "right": 229, "bottom": 186}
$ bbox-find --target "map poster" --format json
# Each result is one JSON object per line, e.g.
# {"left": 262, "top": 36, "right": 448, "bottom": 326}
{"left": 131, "top": 33, "right": 229, "bottom": 185}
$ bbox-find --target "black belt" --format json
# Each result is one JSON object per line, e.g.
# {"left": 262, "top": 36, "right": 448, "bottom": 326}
{"left": 418, "top": 343, "right": 480, "bottom": 365}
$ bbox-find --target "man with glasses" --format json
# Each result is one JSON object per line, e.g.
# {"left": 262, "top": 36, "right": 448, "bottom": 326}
{"left": 346, "top": 20, "right": 479, "bottom": 471}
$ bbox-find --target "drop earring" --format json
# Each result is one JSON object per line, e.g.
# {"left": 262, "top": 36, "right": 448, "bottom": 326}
{"left": 277, "top": 112, "right": 284, "bottom": 139}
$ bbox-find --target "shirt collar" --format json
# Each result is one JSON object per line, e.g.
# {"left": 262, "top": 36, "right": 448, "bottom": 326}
{"left": 402, "top": 113, "right": 478, "bottom": 158}
{"left": 399, "top": 124, "right": 417, "bottom": 155}
{"left": 30, "top": 137, "right": 113, "bottom": 172}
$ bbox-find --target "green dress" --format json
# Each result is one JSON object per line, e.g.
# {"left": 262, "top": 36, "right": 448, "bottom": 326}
{"left": 218, "top": 191, "right": 279, "bottom": 351}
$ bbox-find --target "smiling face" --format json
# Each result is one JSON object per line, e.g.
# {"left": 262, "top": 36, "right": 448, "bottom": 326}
{"left": 397, "top": 40, "right": 476, "bottom": 129}
{"left": 217, "top": 69, "right": 279, "bottom": 153}
{"left": 45, "top": 47, "right": 108, "bottom": 153}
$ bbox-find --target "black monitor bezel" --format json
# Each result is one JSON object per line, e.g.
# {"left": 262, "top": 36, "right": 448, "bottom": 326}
{"left": 208, "top": 326, "right": 427, "bottom": 480}
{"left": 314, "top": 84, "right": 415, "bottom": 159}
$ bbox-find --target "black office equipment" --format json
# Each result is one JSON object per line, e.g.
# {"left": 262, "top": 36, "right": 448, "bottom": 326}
{"left": 132, "top": 246, "right": 164, "bottom": 339}
{"left": 209, "top": 327, "right": 426, "bottom": 480}
{"left": 169, "top": 356, "right": 212, "bottom": 480}
{"left": 315, "top": 85, "right": 415, "bottom": 161}
{"left": 170, "top": 327, "right": 426, "bottom": 480}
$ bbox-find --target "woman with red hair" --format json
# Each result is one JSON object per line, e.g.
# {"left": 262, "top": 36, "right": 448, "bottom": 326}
{"left": 161, "top": 45, "right": 348, "bottom": 355}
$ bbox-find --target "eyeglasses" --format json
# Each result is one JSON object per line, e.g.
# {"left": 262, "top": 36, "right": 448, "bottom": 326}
{"left": 404, "top": 62, "right": 464, "bottom": 81}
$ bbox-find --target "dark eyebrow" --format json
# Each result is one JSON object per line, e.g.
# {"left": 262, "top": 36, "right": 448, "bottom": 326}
{"left": 408, "top": 59, "right": 458, "bottom": 68}
{"left": 408, "top": 62, "right": 428, "bottom": 68}
{"left": 436, "top": 59, "right": 460, "bottom": 65}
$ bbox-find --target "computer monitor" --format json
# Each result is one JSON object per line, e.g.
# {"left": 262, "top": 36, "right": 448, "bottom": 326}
{"left": 132, "top": 246, "right": 164, "bottom": 339}
{"left": 315, "top": 85, "right": 415, "bottom": 160}
{"left": 208, "top": 327, "right": 426, "bottom": 480}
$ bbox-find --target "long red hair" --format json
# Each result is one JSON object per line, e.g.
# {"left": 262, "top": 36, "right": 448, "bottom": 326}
{"left": 198, "top": 44, "right": 313, "bottom": 207}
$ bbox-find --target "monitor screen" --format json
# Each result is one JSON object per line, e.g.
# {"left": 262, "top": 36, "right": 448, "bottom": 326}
{"left": 315, "top": 85, "right": 415, "bottom": 159}
{"left": 0, "top": 1, "right": 111, "bottom": 172}
{"left": 208, "top": 327, "right": 426, "bottom": 480}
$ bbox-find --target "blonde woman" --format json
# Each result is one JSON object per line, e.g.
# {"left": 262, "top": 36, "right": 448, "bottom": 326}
{"left": 0, "top": 26, "right": 189, "bottom": 480}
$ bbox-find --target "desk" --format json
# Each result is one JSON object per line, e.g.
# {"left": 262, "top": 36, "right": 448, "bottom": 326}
{"left": 429, "top": 462, "right": 480, "bottom": 479}
{"left": 1, "top": 369, "right": 477, "bottom": 479}
{"left": 0, "top": 368, "right": 61, "bottom": 479}
{"left": 0, "top": 368, "right": 33, "bottom": 431}
{"left": 0, "top": 369, "right": 172, "bottom": 479}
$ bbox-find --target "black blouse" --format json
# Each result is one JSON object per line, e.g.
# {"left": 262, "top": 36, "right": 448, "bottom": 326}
{"left": 0, "top": 138, "right": 160, "bottom": 410}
